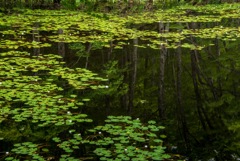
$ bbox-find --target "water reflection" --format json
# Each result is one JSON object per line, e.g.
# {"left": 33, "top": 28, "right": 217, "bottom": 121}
{"left": 0, "top": 8, "right": 240, "bottom": 160}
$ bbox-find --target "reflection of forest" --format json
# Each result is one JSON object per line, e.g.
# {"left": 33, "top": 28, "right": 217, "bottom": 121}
{"left": 77, "top": 20, "right": 240, "bottom": 160}
{"left": 0, "top": 2, "right": 240, "bottom": 160}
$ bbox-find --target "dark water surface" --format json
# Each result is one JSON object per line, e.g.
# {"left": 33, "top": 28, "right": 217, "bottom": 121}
{"left": 0, "top": 6, "right": 240, "bottom": 160}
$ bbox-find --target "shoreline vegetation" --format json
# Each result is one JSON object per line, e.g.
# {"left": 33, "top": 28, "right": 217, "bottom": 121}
{"left": 1, "top": 0, "right": 240, "bottom": 12}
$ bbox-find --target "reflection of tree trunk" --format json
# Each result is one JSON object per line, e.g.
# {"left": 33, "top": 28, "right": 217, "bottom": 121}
{"left": 188, "top": 22, "right": 206, "bottom": 130}
{"left": 144, "top": 54, "right": 149, "bottom": 95}
{"left": 128, "top": 0, "right": 134, "bottom": 9}
{"left": 146, "top": 0, "right": 153, "bottom": 10}
{"left": 58, "top": 29, "right": 65, "bottom": 58}
{"left": 151, "top": 53, "right": 157, "bottom": 86}
{"left": 33, "top": 23, "right": 40, "bottom": 56}
{"left": 105, "top": 41, "right": 113, "bottom": 116}
{"left": 213, "top": 38, "right": 226, "bottom": 128}
{"left": 85, "top": 43, "right": 92, "bottom": 69}
{"left": 158, "top": 22, "right": 168, "bottom": 119}
{"left": 215, "top": 38, "right": 222, "bottom": 97}
{"left": 203, "top": 37, "right": 220, "bottom": 101}
{"left": 158, "top": 45, "right": 166, "bottom": 119}
{"left": 107, "top": 41, "right": 113, "bottom": 60}
{"left": 54, "top": 0, "right": 60, "bottom": 4}
{"left": 53, "top": 0, "right": 61, "bottom": 8}
{"left": 128, "top": 38, "right": 138, "bottom": 114}
{"left": 188, "top": 22, "right": 214, "bottom": 130}
{"left": 191, "top": 50, "right": 207, "bottom": 130}
{"left": 176, "top": 42, "right": 190, "bottom": 150}
{"left": 25, "top": 0, "right": 30, "bottom": 7}
{"left": 3, "top": 0, "right": 5, "bottom": 8}
{"left": 105, "top": 95, "right": 110, "bottom": 116}
{"left": 24, "top": 0, "right": 27, "bottom": 6}
{"left": 121, "top": 46, "right": 129, "bottom": 113}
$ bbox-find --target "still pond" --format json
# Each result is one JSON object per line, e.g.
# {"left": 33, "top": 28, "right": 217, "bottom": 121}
{"left": 0, "top": 3, "right": 240, "bottom": 160}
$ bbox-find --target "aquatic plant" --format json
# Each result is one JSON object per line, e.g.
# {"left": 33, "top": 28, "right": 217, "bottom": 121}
{"left": 87, "top": 116, "right": 170, "bottom": 161}
{"left": 1, "top": 3, "right": 240, "bottom": 160}
{"left": 3, "top": 116, "right": 169, "bottom": 160}
{"left": 0, "top": 50, "right": 107, "bottom": 125}
{"left": 0, "top": 4, "right": 239, "bottom": 52}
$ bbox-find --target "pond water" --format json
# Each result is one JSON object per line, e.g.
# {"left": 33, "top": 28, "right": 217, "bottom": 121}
{"left": 0, "top": 4, "right": 240, "bottom": 161}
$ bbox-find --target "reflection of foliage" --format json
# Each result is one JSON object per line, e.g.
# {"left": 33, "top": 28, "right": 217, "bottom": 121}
{"left": 100, "top": 60, "right": 128, "bottom": 96}
{"left": 180, "top": 38, "right": 240, "bottom": 158}
{"left": 69, "top": 43, "right": 88, "bottom": 57}
{"left": 69, "top": 41, "right": 106, "bottom": 58}
{"left": 91, "top": 41, "right": 106, "bottom": 50}
{"left": 1, "top": 3, "right": 240, "bottom": 160}
{"left": 85, "top": 60, "right": 128, "bottom": 117}
{"left": 69, "top": 42, "right": 85, "bottom": 51}
{"left": 61, "top": 0, "right": 77, "bottom": 10}
{"left": 85, "top": 60, "right": 128, "bottom": 97}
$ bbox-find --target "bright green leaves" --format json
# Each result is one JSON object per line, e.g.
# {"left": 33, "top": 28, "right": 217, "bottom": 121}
{"left": 49, "top": 67, "right": 104, "bottom": 90}
{"left": 1, "top": 4, "right": 239, "bottom": 160}
{"left": 58, "top": 135, "right": 83, "bottom": 153}
{"left": 181, "top": 26, "right": 240, "bottom": 41}
{"left": 1, "top": 4, "right": 239, "bottom": 52}
{"left": 52, "top": 137, "right": 61, "bottom": 143}
{"left": 5, "top": 142, "right": 45, "bottom": 161}
{"left": 87, "top": 116, "right": 170, "bottom": 160}
{"left": 0, "top": 50, "right": 107, "bottom": 160}
{"left": 0, "top": 51, "right": 104, "bottom": 125}
{"left": 0, "top": 39, "right": 51, "bottom": 49}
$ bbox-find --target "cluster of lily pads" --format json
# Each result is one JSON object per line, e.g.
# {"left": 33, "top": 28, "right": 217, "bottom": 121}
{"left": 5, "top": 142, "right": 45, "bottom": 161}
{"left": 3, "top": 116, "right": 168, "bottom": 160}
{"left": 0, "top": 39, "right": 51, "bottom": 49}
{"left": 0, "top": 50, "right": 103, "bottom": 160}
{"left": 0, "top": 50, "right": 107, "bottom": 125}
{"left": 0, "top": 3, "right": 239, "bottom": 51}
{"left": 0, "top": 50, "right": 169, "bottom": 160}
{"left": 1, "top": 3, "right": 240, "bottom": 160}
{"left": 88, "top": 116, "right": 170, "bottom": 161}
